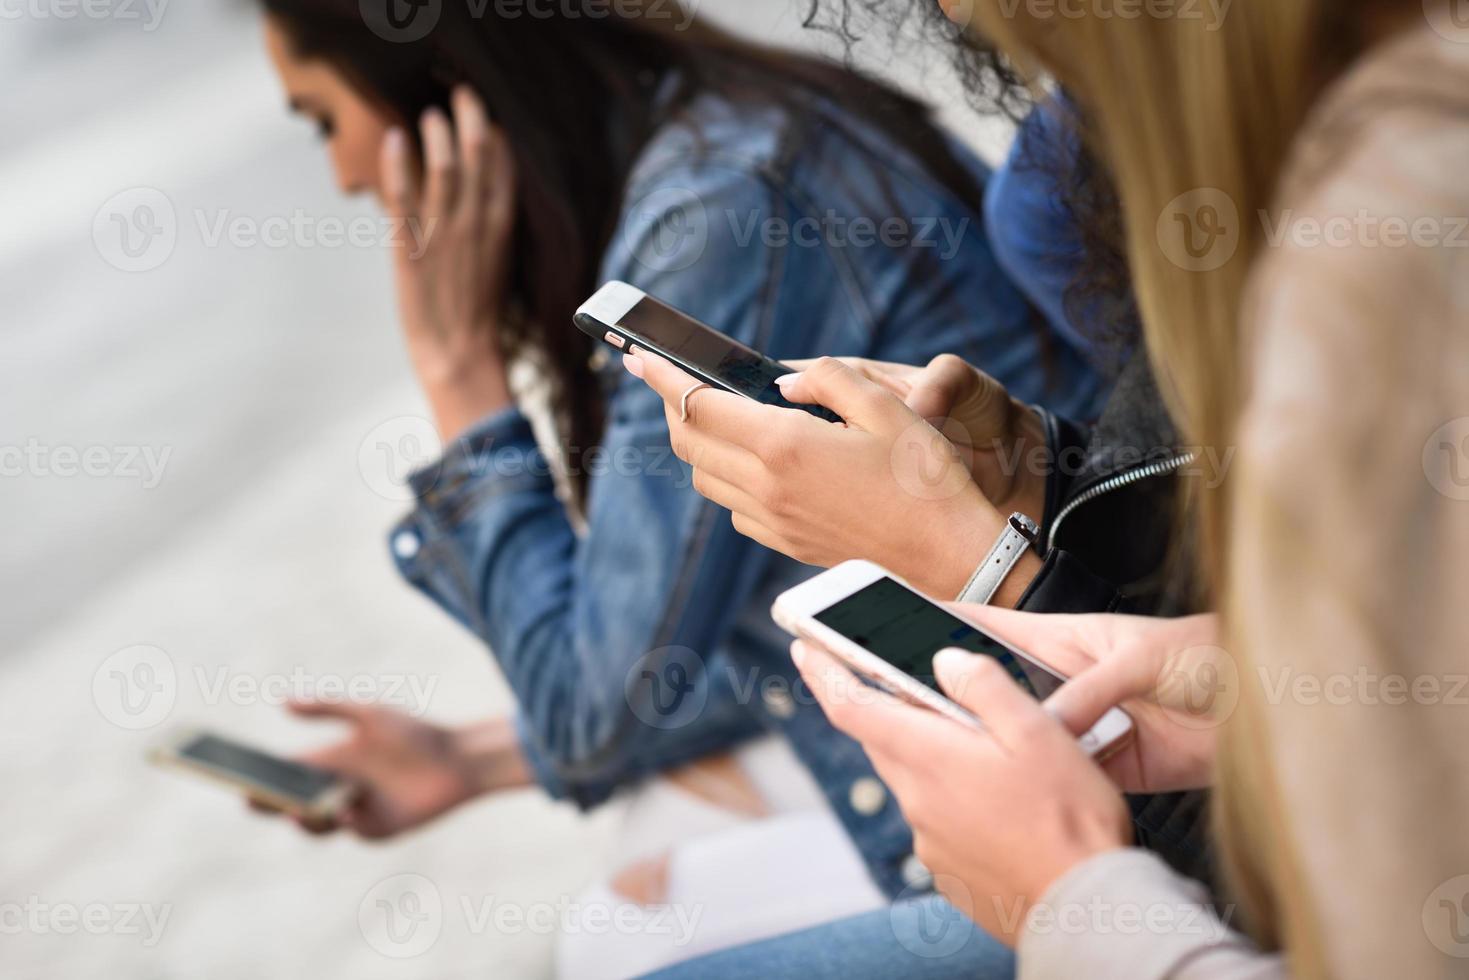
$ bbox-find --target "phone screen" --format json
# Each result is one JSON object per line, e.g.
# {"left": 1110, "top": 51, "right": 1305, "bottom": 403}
{"left": 812, "top": 577, "right": 1064, "bottom": 699}
{"left": 610, "top": 297, "right": 839, "bottom": 421}
{"left": 180, "top": 734, "right": 339, "bottom": 803}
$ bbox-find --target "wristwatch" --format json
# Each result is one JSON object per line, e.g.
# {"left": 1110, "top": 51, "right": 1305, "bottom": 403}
{"left": 956, "top": 513, "right": 1043, "bottom": 605}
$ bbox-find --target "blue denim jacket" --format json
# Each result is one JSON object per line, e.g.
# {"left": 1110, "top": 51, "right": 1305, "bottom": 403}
{"left": 389, "top": 88, "right": 1106, "bottom": 899}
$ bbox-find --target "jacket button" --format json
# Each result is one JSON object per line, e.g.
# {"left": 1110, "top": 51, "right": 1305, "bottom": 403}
{"left": 848, "top": 777, "right": 887, "bottom": 816}
{"left": 392, "top": 530, "right": 422, "bottom": 560}
{"left": 762, "top": 685, "right": 797, "bottom": 719}
{"left": 901, "top": 854, "right": 934, "bottom": 890}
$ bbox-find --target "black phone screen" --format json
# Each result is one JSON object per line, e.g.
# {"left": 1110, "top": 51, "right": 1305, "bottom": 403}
{"left": 180, "top": 734, "right": 339, "bottom": 802}
{"left": 608, "top": 296, "right": 839, "bottom": 421}
{"left": 812, "top": 577, "right": 1063, "bottom": 698}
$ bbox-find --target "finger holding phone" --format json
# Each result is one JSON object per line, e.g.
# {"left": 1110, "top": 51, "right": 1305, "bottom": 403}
{"left": 624, "top": 348, "right": 1031, "bottom": 602}
{"left": 792, "top": 637, "right": 1133, "bottom": 947}
{"left": 779, "top": 353, "right": 1049, "bottom": 517}
{"left": 249, "top": 702, "right": 531, "bottom": 839}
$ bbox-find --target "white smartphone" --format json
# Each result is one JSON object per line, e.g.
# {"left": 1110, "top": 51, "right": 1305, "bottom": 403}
{"left": 150, "top": 730, "right": 355, "bottom": 820}
{"left": 772, "top": 561, "right": 1135, "bottom": 757}
{"left": 575, "top": 281, "right": 839, "bottom": 421}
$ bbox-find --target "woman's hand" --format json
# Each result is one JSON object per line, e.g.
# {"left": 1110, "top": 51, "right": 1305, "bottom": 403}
{"left": 624, "top": 350, "right": 1034, "bottom": 602}
{"left": 960, "top": 605, "right": 1228, "bottom": 794}
{"left": 251, "top": 702, "right": 531, "bottom": 839}
{"left": 794, "top": 639, "right": 1133, "bottom": 945}
{"left": 381, "top": 86, "right": 516, "bottom": 440}
{"left": 781, "top": 354, "right": 1048, "bottom": 517}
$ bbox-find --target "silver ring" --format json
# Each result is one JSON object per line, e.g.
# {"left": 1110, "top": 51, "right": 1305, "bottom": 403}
{"left": 679, "top": 382, "right": 713, "bottom": 424}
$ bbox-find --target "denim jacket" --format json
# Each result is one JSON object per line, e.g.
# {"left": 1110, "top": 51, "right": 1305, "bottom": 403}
{"left": 389, "top": 87, "right": 1105, "bottom": 899}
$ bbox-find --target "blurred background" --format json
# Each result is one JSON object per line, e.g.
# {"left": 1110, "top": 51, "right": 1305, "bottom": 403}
{"left": 0, "top": 2, "right": 1008, "bottom": 976}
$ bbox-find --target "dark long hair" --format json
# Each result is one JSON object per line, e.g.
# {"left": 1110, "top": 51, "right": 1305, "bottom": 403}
{"left": 261, "top": 0, "right": 989, "bottom": 502}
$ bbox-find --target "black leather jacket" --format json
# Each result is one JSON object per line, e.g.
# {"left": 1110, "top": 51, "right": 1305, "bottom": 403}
{"left": 1018, "top": 353, "right": 1215, "bottom": 891}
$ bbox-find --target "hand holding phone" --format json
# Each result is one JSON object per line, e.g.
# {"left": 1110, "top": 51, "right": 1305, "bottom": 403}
{"left": 151, "top": 730, "right": 355, "bottom": 821}
{"left": 773, "top": 561, "right": 1136, "bottom": 757}
{"left": 576, "top": 281, "right": 840, "bottom": 422}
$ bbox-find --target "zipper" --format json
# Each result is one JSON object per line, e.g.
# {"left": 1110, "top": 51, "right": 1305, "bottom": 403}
{"left": 1046, "top": 452, "right": 1196, "bottom": 553}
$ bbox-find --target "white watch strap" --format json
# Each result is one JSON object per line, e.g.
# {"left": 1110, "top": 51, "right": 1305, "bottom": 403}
{"left": 956, "top": 514, "right": 1040, "bottom": 605}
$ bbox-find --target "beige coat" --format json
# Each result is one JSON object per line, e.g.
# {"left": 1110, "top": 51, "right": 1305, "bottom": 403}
{"left": 1019, "top": 24, "right": 1469, "bottom": 980}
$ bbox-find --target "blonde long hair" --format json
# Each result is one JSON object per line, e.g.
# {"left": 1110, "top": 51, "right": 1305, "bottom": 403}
{"left": 950, "top": 0, "right": 1373, "bottom": 972}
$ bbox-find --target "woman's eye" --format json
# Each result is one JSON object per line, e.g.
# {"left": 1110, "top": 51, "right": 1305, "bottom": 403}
{"left": 314, "top": 118, "right": 336, "bottom": 141}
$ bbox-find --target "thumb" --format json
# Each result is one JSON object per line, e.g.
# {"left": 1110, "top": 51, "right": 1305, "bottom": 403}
{"left": 1043, "top": 656, "right": 1154, "bottom": 738}
{"left": 775, "top": 357, "right": 911, "bottom": 433}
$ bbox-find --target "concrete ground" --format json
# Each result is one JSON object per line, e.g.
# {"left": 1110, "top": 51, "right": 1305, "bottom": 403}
{"left": 1, "top": 3, "right": 1009, "bottom": 977}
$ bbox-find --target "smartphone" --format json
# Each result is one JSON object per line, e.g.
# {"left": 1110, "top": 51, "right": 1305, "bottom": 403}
{"left": 575, "top": 281, "right": 840, "bottom": 422}
{"left": 772, "top": 560, "right": 1135, "bottom": 756}
{"left": 150, "top": 730, "right": 354, "bottom": 819}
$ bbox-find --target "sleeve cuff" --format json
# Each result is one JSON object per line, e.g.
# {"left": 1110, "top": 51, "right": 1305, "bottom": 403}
{"left": 1018, "top": 849, "right": 1263, "bottom": 980}
{"left": 406, "top": 406, "right": 548, "bottom": 502}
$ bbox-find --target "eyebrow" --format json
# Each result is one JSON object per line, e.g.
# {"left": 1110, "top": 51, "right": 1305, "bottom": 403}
{"left": 287, "top": 96, "right": 327, "bottom": 116}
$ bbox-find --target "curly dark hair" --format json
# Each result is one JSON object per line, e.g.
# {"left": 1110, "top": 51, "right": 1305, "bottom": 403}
{"left": 801, "top": 0, "right": 1141, "bottom": 370}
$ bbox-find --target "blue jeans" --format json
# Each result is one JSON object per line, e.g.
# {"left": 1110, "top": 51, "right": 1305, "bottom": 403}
{"left": 642, "top": 896, "right": 1015, "bottom": 979}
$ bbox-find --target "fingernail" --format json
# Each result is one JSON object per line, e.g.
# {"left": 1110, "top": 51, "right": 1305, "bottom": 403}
{"left": 933, "top": 648, "right": 971, "bottom": 689}
{"left": 384, "top": 127, "right": 406, "bottom": 157}
{"left": 790, "top": 643, "right": 807, "bottom": 669}
{"left": 622, "top": 352, "right": 645, "bottom": 379}
{"left": 774, "top": 373, "right": 802, "bottom": 387}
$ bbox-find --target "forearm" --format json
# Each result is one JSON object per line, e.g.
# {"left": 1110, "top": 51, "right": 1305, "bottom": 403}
{"left": 417, "top": 357, "right": 514, "bottom": 442}
{"left": 451, "top": 717, "right": 534, "bottom": 795}
{"left": 1018, "top": 849, "right": 1282, "bottom": 980}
